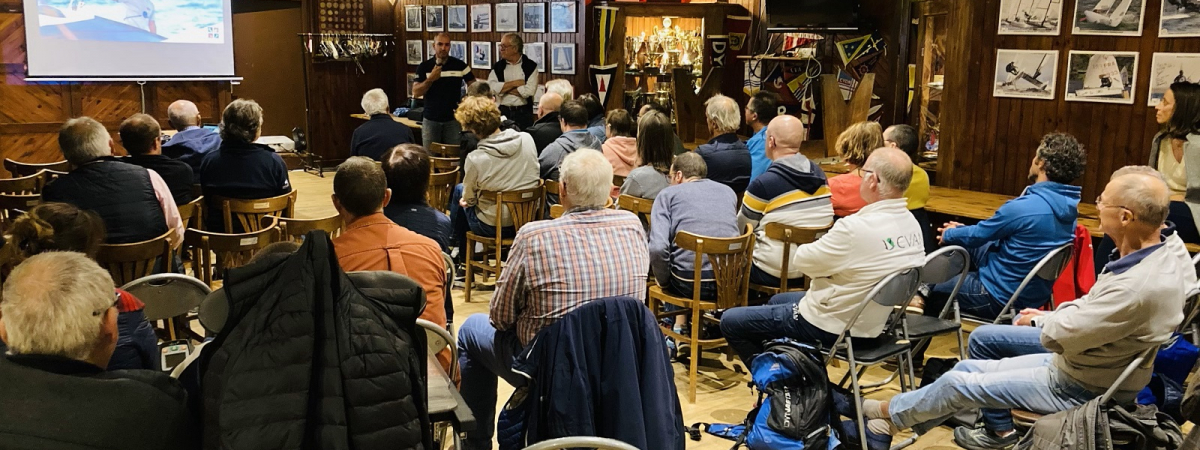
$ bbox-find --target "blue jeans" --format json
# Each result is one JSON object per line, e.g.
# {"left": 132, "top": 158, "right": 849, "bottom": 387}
{"left": 968, "top": 324, "right": 1046, "bottom": 361}
{"left": 449, "top": 184, "right": 513, "bottom": 251}
{"left": 721, "top": 292, "right": 884, "bottom": 364}
{"left": 457, "top": 314, "right": 526, "bottom": 450}
{"left": 421, "top": 118, "right": 463, "bottom": 150}
{"left": 925, "top": 272, "right": 1005, "bottom": 322}
{"left": 888, "top": 354, "right": 1096, "bottom": 433}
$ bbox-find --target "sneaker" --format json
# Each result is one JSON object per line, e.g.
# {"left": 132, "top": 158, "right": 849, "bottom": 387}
{"left": 676, "top": 341, "right": 692, "bottom": 361}
{"left": 953, "top": 426, "right": 1019, "bottom": 450}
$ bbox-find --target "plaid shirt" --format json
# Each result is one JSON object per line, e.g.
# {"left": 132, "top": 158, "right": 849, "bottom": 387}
{"left": 490, "top": 207, "right": 649, "bottom": 345}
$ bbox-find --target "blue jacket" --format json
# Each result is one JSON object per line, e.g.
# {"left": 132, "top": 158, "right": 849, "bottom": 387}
{"left": 695, "top": 133, "right": 753, "bottom": 198}
{"left": 512, "top": 297, "right": 685, "bottom": 450}
{"left": 746, "top": 127, "right": 770, "bottom": 181}
{"left": 108, "top": 309, "right": 159, "bottom": 371}
{"left": 942, "top": 181, "right": 1080, "bottom": 308}
{"left": 162, "top": 126, "right": 222, "bottom": 176}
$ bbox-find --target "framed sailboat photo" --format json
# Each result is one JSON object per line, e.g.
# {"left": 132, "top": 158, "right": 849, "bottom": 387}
{"left": 1065, "top": 51, "right": 1139, "bottom": 104}
{"left": 1148, "top": 53, "right": 1200, "bottom": 106}
{"left": 998, "top": 0, "right": 1064, "bottom": 35}
{"left": 994, "top": 50, "right": 1059, "bottom": 100}
{"left": 1072, "top": 0, "right": 1145, "bottom": 36}
{"left": 1160, "top": 0, "right": 1200, "bottom": 38}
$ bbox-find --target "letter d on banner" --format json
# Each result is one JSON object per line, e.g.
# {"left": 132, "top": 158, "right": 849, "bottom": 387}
{"left": 707, "top": 35, "right": 729, "bottom": 69}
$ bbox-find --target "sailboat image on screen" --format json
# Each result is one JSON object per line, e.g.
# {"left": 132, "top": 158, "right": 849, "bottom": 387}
{"left": 38, "top": 0, "right": 165, "bottom": 42}
{"left": 1075, "top": 54, "right": 1125, "bottom": 97}
{"left": 1083, "top": 0, "right": 1136, "bottom": 27}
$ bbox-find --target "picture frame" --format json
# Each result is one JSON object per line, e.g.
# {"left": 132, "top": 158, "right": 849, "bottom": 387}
{"left": 1071, "top": 0, "right": 1145, "bottom": 36}
{"left": 447, "top": 5, "right": 468, "bottom": 33}
{"left": 1160, "top": 0, "right": 1200, "bottom": 38}
{"left": 551, "top": 43, "right": 575, "bottom": 74}
{"left": 426, "top": 5, "right": 444, "bottom": 32}
{"left": 1148, "top": 53, "right": 1200, "bottom": 106}
{"left": 406, "top": 40, "right": 424, "bottom": 65}
{"left": 450, "top": 40, "right": 468, "bottom": 62}
{"left": 523, "top": 3, "right": 546, "bottom": 33}
{"left": 427, "top": 40, "right": 436, "bottom": 62}
{"left": 471, "top": 4, "right": 492, "bottom": 33}
{"left": 404, "top": 5, "right": 422, "bottom": 33}
{"left": 550, "top": 1, "right": 576, "bottom": 33}
{"left": 993, "top": 49, "right": 1058, "bottom": 100}
{"left": 1064, "top": 50, "right": 1139, "bottom": 104}
{"left": 525, "top": 42, "right": 546, "bottom": 73}
{"left": 472, "top": 41, "right": 493, "bottom": 69}
{"left": 997, "top": 0, "right": 1062, "bottom": 36}
{"left": 495, "top": 3, "right": 519, "bottom": 32}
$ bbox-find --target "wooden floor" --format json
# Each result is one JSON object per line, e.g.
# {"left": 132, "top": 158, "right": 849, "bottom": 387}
{"left": 288, "top": 170, "right": 964, "bottom": 449}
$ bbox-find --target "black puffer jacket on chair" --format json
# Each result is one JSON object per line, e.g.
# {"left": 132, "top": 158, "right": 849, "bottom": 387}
{"left": 197, "top": 231, "right": 431, "bottom": 450}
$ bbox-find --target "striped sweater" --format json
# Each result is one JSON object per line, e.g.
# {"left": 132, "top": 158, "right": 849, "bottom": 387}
{"left": 738, "top": 154, "right": 835, "bottom": 279}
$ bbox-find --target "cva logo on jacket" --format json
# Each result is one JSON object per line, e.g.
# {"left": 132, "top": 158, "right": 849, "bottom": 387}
{"left": 882, "top": 233, "right": 922, "bottom": 251}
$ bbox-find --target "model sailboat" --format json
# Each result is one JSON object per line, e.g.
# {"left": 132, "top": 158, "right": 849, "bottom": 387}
{"left": 1075, "top": 54, "right": 1125, "bottom": 97}
{"left": 1083, "top": 0, "right": 1135, "bottom": 27}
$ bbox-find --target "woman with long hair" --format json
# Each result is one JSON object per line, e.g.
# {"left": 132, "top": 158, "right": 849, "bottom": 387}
{"left": 1151, "top": 81, "right": 1200, "bottom": 243}
{"left": 620, "top": 110, "right": 675, "bottom": 200}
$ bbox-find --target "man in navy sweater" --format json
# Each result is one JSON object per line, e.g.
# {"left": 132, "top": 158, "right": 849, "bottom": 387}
{"left": 350, "top": 89, "right": 414, "bottom": 161}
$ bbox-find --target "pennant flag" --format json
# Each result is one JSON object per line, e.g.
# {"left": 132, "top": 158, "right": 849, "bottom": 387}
{"left": 596, "top": 6, "right": 618, "bottom": 66}
{"left": 743, "top": 60, "right": 763, "bottom": 96}
{"left": 847, "top": 51, "right": 882, "bottom": 82}
{"left": 835, "top": 35, "right": 872, "bottom": 65}
{"left": 725, "top": 15, "right": 752, "bottom": 54}
{"left": 786, "top": 72, "right": 812, "bottom": 103}
{"left": 837, "top": 69, "right": 858, "bottom": 101}
{"left": 707, "top": 35, "right": 729, "bottom": 68}
{"left": 590, "top": 64, "right": 618, "bottom": 107}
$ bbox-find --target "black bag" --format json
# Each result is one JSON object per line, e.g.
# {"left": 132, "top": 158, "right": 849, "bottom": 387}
{"left": 738, "top": 339, "right": 835, "bottom": 449}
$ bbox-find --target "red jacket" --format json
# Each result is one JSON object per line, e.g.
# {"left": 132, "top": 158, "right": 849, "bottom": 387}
{"left": 1052, "top": 224, "right": 1095, "bottom": 307}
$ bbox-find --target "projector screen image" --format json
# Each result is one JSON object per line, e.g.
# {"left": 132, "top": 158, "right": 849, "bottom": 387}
{"left": 23, "top": 0, "right": 235, "bottom": 77}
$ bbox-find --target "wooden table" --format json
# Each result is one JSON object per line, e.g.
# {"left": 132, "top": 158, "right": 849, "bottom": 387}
{"left": 428, "top": 354, "right": 476, "bottom": 432}
{"left": 350, "top": 113, "right": 422, "bottom": 130}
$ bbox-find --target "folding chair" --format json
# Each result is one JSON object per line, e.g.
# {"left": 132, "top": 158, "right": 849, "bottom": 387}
{"left": 122, "top": 273, "right": 211, "bottom": 341}
{"left": 906, "top": 245, "right": 971, "bottom": 360}
{"left": 747, "top": 223, "right": 830, "bottom": 297}
{"left": 967, "top": 242, "right": 1073, "bottom": 325}
{"left": 418, "top": 318, "right": 462, "bottom": 449}
{"left": 522, "top": 437, "right": 639, "bottom": 450}
{"left": 95, "top": 230, "right": 174, "bottom": 286}
{"left": 464, "top": 184, "right": 544, "bottom": 302}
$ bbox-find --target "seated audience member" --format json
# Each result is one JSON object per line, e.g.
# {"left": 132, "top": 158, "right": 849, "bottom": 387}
{"left": 578, "top": 93, "right": 607, "bottom": 144}
{"left": 350, "top": 88, "right": 414, "bottom": 161}
{"left": 620, "top": 110, "right": 675, "bottom": 200}
{"left": 457, "top": 150, "right": 649, "bottom": 450}
{"left": 828, "top": 122, "right": 884, "bottom": 217}
{"left": 460, "top": 81, "right": 523, "bottom": 159}
{"left": 0, "top": 252, "right": 197, "bottom": 449}
{"left": 330, "top": 157, "right": 450, "bottom": 370}
{"left": 119, "top": 113, "right": 195, "bottom": 205}
{"left": 721, "top": 148, "right": 925, "bottom": 363}
{"left": 199, "top": 99, "right": 292, "bottom": 232}
{"left": 640, "top": 102, "right": 688, "bottom": 155}
{"left": 745, "top": 91, "right": 781, "bottom": 181}
{"left": 1151, "top": 81, "right": 1200, "bottom": 244}
{"left": 695, "top": 95, "right": 753, "bottom": 198}
{"left": 42, "top": 117, "right": 184, "bottom": 246}
{"left": 884, "top": 123, "right": 935, "bottom": 251}
{"left": 545, "top": 78, "right": 574, "bottom": 102}
{"left": 449, "top": 96, "right": 539, "bottom": 253}
{"left": 740, "top": 115, "right": 834, "bottom": 287}
{"left": 525, "top": 92, "right": 565, "bottom": 153}
{"left": 649, "top": 152, "right": 739, "bottom": 300}
{"left": 382, "top": 144, "right": 452, "bottom": 252}
{"left": 0, "top": 203, "right": 158, "bottom": 371}
{"left": 912, "top": 133, "right": 1085, "bottom": 322}
{"left": 871, "top": 171, "right": 1190, "bottom": 450}
{"left": 162, "top": 99, "right": 221, "bottom": 176}
{"left": 538, "top": 100, "right": 602, "bottom": 180}
{"left": 602, "top": 109, "right": 638, "bottom": 177}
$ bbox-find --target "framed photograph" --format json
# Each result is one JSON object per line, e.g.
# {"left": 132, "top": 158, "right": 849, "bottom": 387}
{"left": 551, "top": 43, "right": 575, "bottom": 74}
{"left": 1072, "top": 0, "right": 1145, "bottom": 36}
{"left": 997, "top": 0, "right": 1062, "bottom": 35}
{"left": 472, "top": 42, "right": 493, "bottom": 69}
{"left": 406, "top": 40, "right": 424, "bottom": 65}
{"left": 495, "top": 3, "right": 519, "bottom": 32}
{"left": 447, "top": 5, "right": 468, "bottom": 33}
{"left": 523, "top": 3, "right": 546, "bottom": 33}
{"left": 450, "top": 41, "right": 468, "bottom": 62}
{"left": 404, "top": 6, "right": 422, "bottom": 32}
{"left": 1160, "top": 0, "right": 1200, "bottom": 38}
{"left": 525, "top": 42, "right": 546, "bottom": 72}
{"left": 550, "top": 1, "right": 576, "bottom": 33}
{"left": 471, "top": 4, "right": 492, "bottom": 33}
{"left": 1148, "top": 53, "right": 1200, "bottom": 106}
{"left": 1065, "top": 50, "right": 1139, "bottom": 104}
{"left": 426, "top": 5, "right": 444, "bottom": 32}
{"left": 993, "top": 49, "right": 1058, "bottom": 100}
{"left": 427, "top": 40, "right": 436, "bottom": 61}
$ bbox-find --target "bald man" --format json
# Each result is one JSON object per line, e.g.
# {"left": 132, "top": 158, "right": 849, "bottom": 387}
{"left": 738, "top": 115, "right": 834, "bottom": 288}
{"left": 526, "top": 92, "right": 564, "bottom": 153}
{"left": 162, "top": 99, "right": 222, "bottom": 176}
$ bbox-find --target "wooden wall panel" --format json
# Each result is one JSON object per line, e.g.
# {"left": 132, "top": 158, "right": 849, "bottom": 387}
{"left": 156, "top": 83, "right": 223, "bottom": 123}
{"left": 80, "top": 85, "right": 142, "bottom": 122}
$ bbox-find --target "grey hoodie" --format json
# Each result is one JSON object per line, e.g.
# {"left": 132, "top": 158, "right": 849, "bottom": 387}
{"left": 538, "top": 130, "right": 603, "bottom": 180}
{"left": 463, "top": 128, "right": 540, "bottom": 227}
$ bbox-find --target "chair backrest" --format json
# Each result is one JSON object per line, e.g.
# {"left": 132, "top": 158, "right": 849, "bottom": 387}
{"left": 549, "top": 204, "right": 565, "bottom": 219}
{"left": 218, "top": 191, "right": 297, "bottom": 233}
{"left": 1179, "top": 281, "right": 1200, "bottom": 334}
{"left": 674, "top": 224, "right": 756, "bottom": 309}
{"left": 184, "top": 218, "right": 282, "bottom": 287}
{"left": 615, "top": 194, "right": 653, "bottom": 228}
{"left": 0, "top": 194, "right": 41, "bottom": 233}
{"left": 427, "top": 168, "right": 460, "bottom": 215}
{"left": 826, "top": 266, "right": 923, "bottom": 363}
{"left": 612, "top": 174, "right": 626, "bottom": 188}
{"left": 762, "top": 222, "right": 831, "bottom": 290}
{"left": 264, "top": 214, "right": 343, "bottom": 241}
{"left": 482, "top": 184, "right": 545, "bottom": 236}
{"left": 4, "top": 159, "right": 69, "bottom": 178}
{"left": 995, "top": 242, "right": 1074, "bottom": 321}
{"left": 430, "top": 156, "right": 462, "bottom": 174}
{"left": 1100, "top": 345, "right": 1159, "bottom": 404}
{"left": 430, "top": 142, "right": 461, "bottom": 158}
{"left": 121, "top": 273, "right": 212, "bottom": 323}
{"left": 95, "top": 230, "right": 174, "bottom": 286}
{"left": 177, "top": 195, "right": 204, "bottom": 230}
{"left": 543, "top": 179, "right": 561, "bottom": 204}
{"left": 922, "top": 245, "right": 971, "bottom": 318}
{"left": 522, "top": 437, "right": 640, "bottom": 450}
{"left": 417, "top": 318, "right": 458, "bottom": 379}
{"left": 0, "top": 171, "right": 45, "bottom": 194}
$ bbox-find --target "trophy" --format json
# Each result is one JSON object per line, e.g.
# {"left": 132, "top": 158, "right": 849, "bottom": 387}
{"left": 625, "top": 36, "right": 641, "bottom": 71}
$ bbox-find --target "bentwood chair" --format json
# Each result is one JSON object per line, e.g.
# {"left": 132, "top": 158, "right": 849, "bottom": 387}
{"left": 747, "top": 222, "right": 831, "bottom": 297}
{"left": 522, "top": 437, "right": 639, "bottom": 450}
{"left": 615, "top": 194, "right": 654, "bottom": 229}
{"left": 263, "top": 214, "right": 343, "bottom": 242}
{"left": 431, "top": 156, "right": 463, "bottom": 174}
{"left": 428, "top": 168, "right": 460, "bottom": 215}
{"left": 95, "top": 230, "right": 174, "bottom": 286}
{"left": 177, "top": 196, "right": 204, "bottom": 230}
{"left": 215, "top": 190, "right": 297, "bottom": 233}
{"left": 0, "top": 194, "right": 41, "bottom": 233}
{"left": 430, "top": 143, "right": 462, "bottom": 158}
{"left": 647, "top": 224, "right": 755, "bottom": 403}
{"left": 967, "top": 242, "right": 1073, "bottom": 325}
{"left": 0, "top": 171, "right": 46, "bottom": 194}
{"left": 464, "top": 183, "right": 545, "bottom": 302}
{"left": 4, "top": 159, "right": 69, "bottom": 178}
{"left": 184, "top": 218, "right": 282, "bottom": 287}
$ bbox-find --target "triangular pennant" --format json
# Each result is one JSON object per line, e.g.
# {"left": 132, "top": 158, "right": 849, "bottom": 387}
{"left": 589, "top": 64, "right": 618, "bottom": 107}
{"left": 835, "top": 35, "right": 871, "bottom": 65}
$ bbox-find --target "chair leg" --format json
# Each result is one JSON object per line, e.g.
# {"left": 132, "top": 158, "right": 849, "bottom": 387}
{"left": 847, "top": 345, "right": 869, "bottom": 450}
{"left": 688, "top": 306, "right": 700, "bottom": 403}
{"left": 956, "top": 328, "right": 967, "bottom": 360}
{"left": 905, "top": 351, "right": 918, "bottom": 393}
{"left": 464, "top": 240, "right": 474, "bottom": 303}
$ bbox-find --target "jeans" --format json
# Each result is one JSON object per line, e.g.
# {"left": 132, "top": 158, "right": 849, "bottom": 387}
{"left": 449, "top": 184, "right": 513, "bottom": 251}
{"left": 457, "top": 314, "right": 526, "bottom": 450}
{"left": 913, "top": 272, "right": 1006, "bottom": 364}
{"left": 888, "top": 354, "right": 1096, "bottom": 433}
{"left": 721, "top": 292, "right": 885, "bottom": 364}
{"left": 422, "top": 118, "right": 463, "bottom": 150}
{"left": 967, "top": 324, "right": 1046, "bottom": 361}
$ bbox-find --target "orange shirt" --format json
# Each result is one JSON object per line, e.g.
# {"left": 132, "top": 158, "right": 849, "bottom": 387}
{"left": 829, "top": 173, "right": 867, "bottom": 217}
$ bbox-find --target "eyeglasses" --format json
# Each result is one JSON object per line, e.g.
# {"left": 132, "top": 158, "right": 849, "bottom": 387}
{"left": 498, "top": 44, "right": 514, "bottom": 49}
{"left": 861, "top": 169, "right": 875, "bottom": 178}
{"left": 93, "top": 291, "right": 119, "bottom": 316}
{"left": 1095, "top": 196, "right": 1132, "bottom": 214}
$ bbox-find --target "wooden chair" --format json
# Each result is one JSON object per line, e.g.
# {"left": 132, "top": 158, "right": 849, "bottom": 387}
{"left": 427, "top": 168, "right": 460, "bottom": 215}
{"left": 215, "top": 190, "right": 297, "bottom": 233}
{"left": 615, "top": 194, "right": 654, "bottom": 228}
{"left": 184, "top": 219, "right": 282, "bottom": 287}
{"left": 0, "top": 194, "right": 41, "bottom": 233}
{"left": 95, "top": 230, "right": 173, "bottom": 287}
{"left": 430, "top": 143, "right": 462, "bottom": 158}
{"left": 263, "top": 214, "right": 343, "bottom": 241}
{"left": 4, "top": 159, "right": 69, "bottom": 178}
{"left": 0, "top": 171, "right": 45, "bottom": 194}
{"left": 190, "top": 184, "right": 203, "bottom": 200}
{"left": 647, "top": 224, "right": 755, "bottom": 403}
{"left": 612, "top": 174, "right": 626, "bottom": 188}
{"left": 543, "top": 179, "right": 561, "bottom": 204}
{"left": 431, "top": 156, "right": 462, "bottom": 174}
{"left": 747, "top": 223, "right": 832, "bottom": 296}
{"left": 177, "top": 196, "right": 204, "bottom": 230}
{"left": 548, "top": 204, "right": 565, "bottom": 219}
{"left": 464, "top": 183, "right": 545, "bottom": 302}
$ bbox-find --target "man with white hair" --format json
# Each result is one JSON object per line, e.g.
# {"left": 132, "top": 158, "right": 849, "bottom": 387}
{"left": 42, "top": 117, "right": 184, "bottom": 246}
{"left": 488, "top": 33, "right": 539, "bottom": 129}
{"left": 545, "top": 78, "right": 574, "bottom": 102}
{"left": 721, "top": 147, "right": 925, "bottom": 363}
{"left": 414, "top": 32, "right": 475, "bottom": 150}
{"left": 162, "top": 99, "right": 221, "bottom": 176}
{"left": 456, "top": 149, "right": 649, "bottom": 450}
{"left": 0, "top": 252, "right": 197, "bottom": 448}
{"left": 695, "top": 94, "right": 753, "bottom": 198}
{"left": 199, "top": 99, "right": 292, "bottom": 232}
{"left": 525, "top": 91, "right": 564, "bottom": 152}
{"left": 350, "top": 88, "right": 415, "bottom": 161}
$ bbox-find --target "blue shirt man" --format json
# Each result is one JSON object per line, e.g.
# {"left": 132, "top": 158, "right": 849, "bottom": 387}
{"left": 744, "top": 91, "right": 781, "bottom": 181}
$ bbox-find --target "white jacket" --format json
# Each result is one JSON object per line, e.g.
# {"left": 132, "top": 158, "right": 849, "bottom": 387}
{"left": 794, "top": 198, "right": 926, "bottom": 337}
